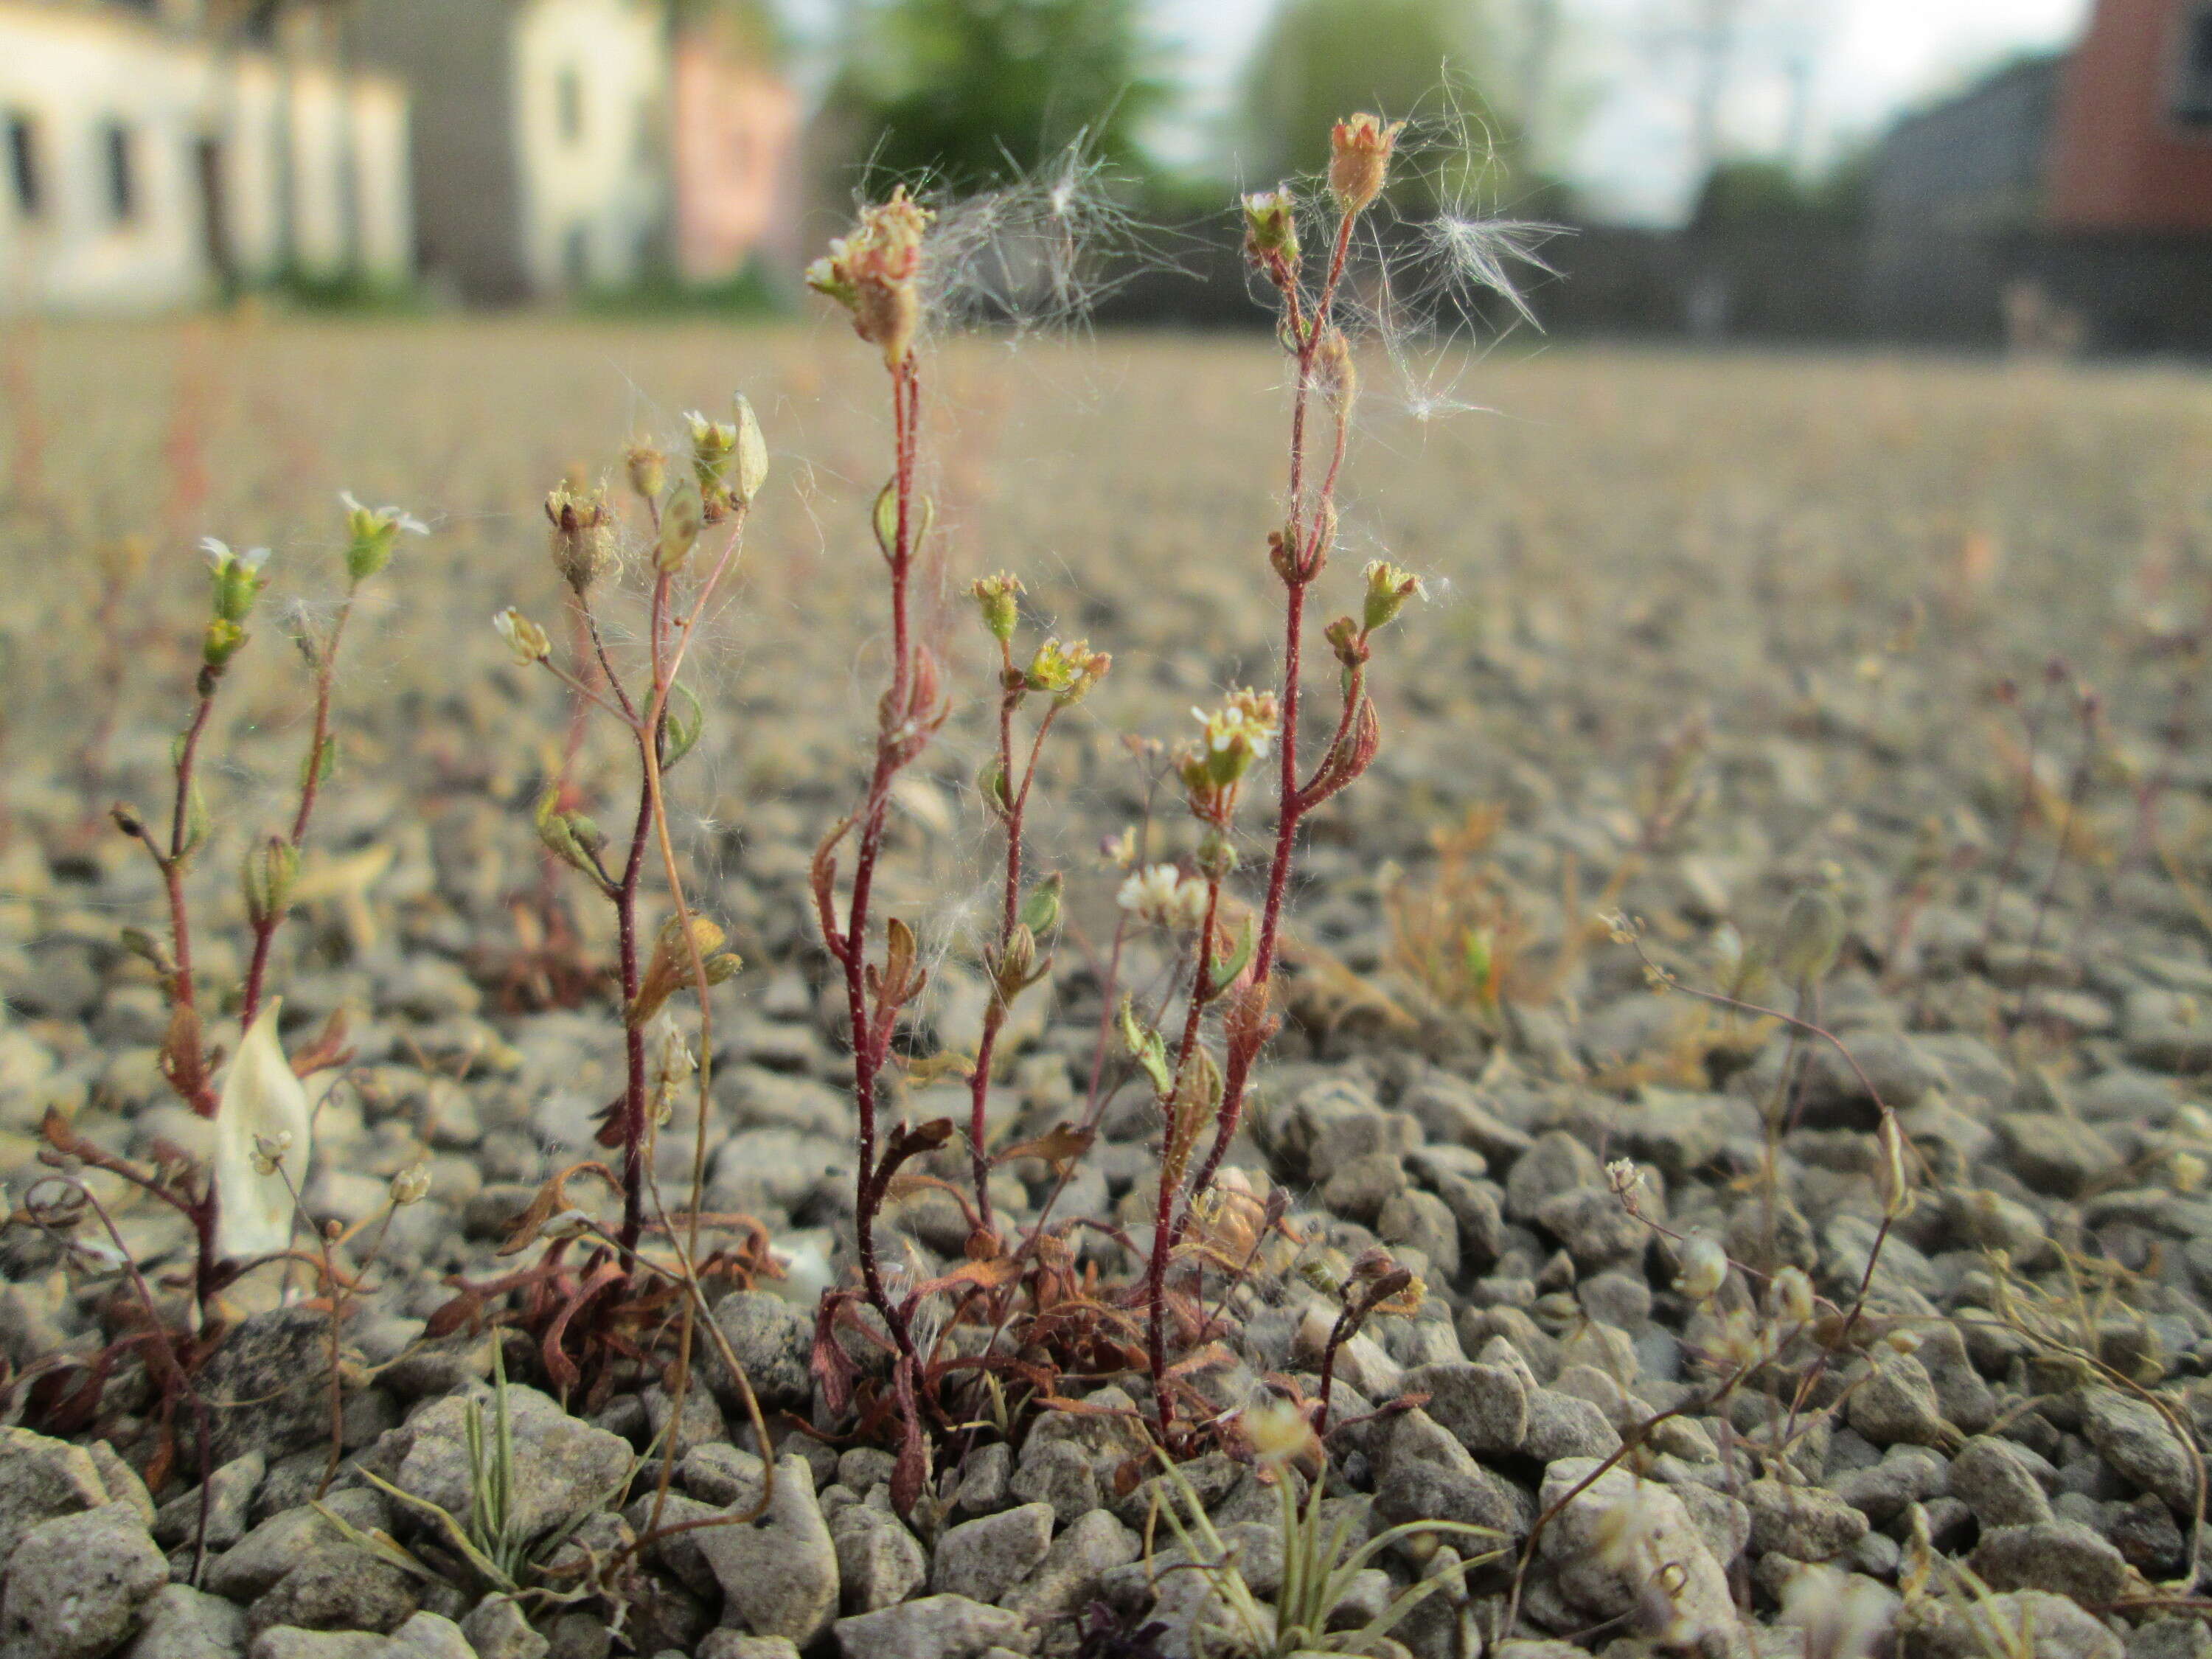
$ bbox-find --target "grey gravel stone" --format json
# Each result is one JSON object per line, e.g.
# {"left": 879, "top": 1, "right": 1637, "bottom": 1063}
{"left": 1901, "top": 1588, "right": 2121, "bottom": 1659}
{"left": 246, "top": 1633, "right": 386, "bottom": 1659}
{"left": 1006, "top": 1439, "right": 1098, "bottom": 1528}
{"left": 459, "top": 1598, "right": 547, "bottom": 1659}
{"left": 1403, "top": 1361, "right": 1528, "bottom": 1456}
{"left": 1001, "top": 1508, "right": 1138, "bottom": 1626}
{"left": 689, "top": 1455, "right": 839, "bottom": 1646}
{"left": 930, "top": 1503, "right": 1053, "bottom": 1606}
{"left": 0, "top": 1427, "right": 111, "bottom": 1562}
{"left": 711, "top": 1291, "right": 815, "bottom": 1414}
{"left": 382, "top": 1613, "right": 476, "bottom": 1659}
{"left": 1970, "top": 1520, "right": 2131, "bottom": 1607}
{"left": 204, "top": 1494, "right": 388, "bottom": 1604}
{"left": 696, "top": 1637, "right": 802, "bottom": 1659}
{"left": 1829, "top": 1446, "right": 1949, "bottom": 1526}
{"left": 1845, "top": 1355, "right": 1946, "bottom": 1447}
{"left": 829, "top": 1502, "right": 928, "bottom": 1614}
{"left": 1952, "top": 1438, "right": 2057, "bottom": 1528}
{"left": 1747, "top": 1479, "right": 1871, "bottom": 1561}
{"left": 1520, "top": 1388, "right": 1621, "bottom": 1461}
{"left": 154, "top": 1453, "right": 266, "bottom": 1553}
{"left": 394, "top": 1385, "right": 631, "bottom": 1548}
{"left": 1536, "top": 1459, "right": 1736, "bottom": 1652}
{"left": 122, "top": 1585, "right": 248, "bottom": 1659}
{"left": 246, "top": 1548, "right": 419, "bottom": 1639}
{"left": 2082, "top": 1389, "right": 2195, "bottom": 1512}
{"left": 831, "top": 1596, "right": 1029, "bottom": 1659}
{"left": 1, "top": 1504, "right": 170, "bottom": 1659}
{"left": 951, "top": 1444, "right": 1010, "bottom": 1519}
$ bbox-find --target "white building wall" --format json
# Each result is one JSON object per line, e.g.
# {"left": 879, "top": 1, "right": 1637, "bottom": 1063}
{"left": 0, "top": 3, "right": 215, "bottom": 312}
{"left": 349, "top": 78, "right": 410, "bottom": 281}
{"left": 511, "top": 0, "right": 666, "bottom": 291}
{"left": 0, "top": 1, "right": 411, "bottom": 313}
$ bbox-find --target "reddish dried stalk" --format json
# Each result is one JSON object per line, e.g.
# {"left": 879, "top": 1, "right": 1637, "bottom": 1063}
{"left": 240, "top": 593, "right": 358, "bottom": 1026}
{"left": 821, "top": 357, "right": 930, "bottom": 1354}
{"left": 1186, "top": 206, "right": 1360, "bottom": 1211}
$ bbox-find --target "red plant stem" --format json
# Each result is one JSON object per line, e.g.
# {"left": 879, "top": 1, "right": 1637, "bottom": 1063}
{"left": 1183, "top": 209, "right": 1359, "bottom": 1213}
{"left": 241, "top": 594, "right": 359, "bottom": 1026}
{"left": 840, "top": 357, "right": 925, "bottom": 1352}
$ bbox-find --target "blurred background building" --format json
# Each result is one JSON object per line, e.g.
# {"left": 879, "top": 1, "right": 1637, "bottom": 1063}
{"left": 0, "top": 0, "right": 2206, "bottom": 351}
{"left": 0, "top": 0, "right": 410, "bottom": 311}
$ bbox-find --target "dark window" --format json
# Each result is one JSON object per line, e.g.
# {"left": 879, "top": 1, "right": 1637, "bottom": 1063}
{"left": 102, "top": 122, "right": 136, "bottom": 222}
{"left": 6, "top": 115, "right": 39, "bottom": 218}
{"left": 557, "top": 69, "right": 584, "bottom": 143}
{"left": 2177, "top": 8, "right": 2212, "bottom": 125}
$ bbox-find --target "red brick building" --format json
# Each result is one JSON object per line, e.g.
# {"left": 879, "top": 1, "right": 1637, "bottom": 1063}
{"left": 1864, "top": 0, "right": 2212, "bottom": 349}
{"left": 2046, "top": 0, "right": 2212, "bottom": 230}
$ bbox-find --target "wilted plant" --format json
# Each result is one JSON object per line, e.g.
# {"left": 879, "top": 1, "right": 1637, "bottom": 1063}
{"left": 480, "top": 404, "right": 763, "bottom": 1394}
{"left": 1113, "top": 114, "right": 1444, "bottom": 1441}
{"left": 12, "top": 498, "right": 412, "bottom": 1492}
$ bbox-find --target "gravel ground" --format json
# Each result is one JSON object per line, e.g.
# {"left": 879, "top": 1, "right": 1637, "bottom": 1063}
{"left": 2, "top": 321, "right": 2212, "bottom": 1659}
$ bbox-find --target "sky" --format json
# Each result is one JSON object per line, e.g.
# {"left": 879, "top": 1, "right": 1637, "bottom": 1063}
{"left": 787, "top": 0, "right": 2096, "bottom": 223}
{"left": 1151, "top": 0, "right": 2094, "bottom": 221}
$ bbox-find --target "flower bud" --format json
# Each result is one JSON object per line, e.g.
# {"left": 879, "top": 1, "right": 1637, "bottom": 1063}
{"left": 1674, "top": 1233, "right": 1728, "bottom": 1302}
{"left": 1768, "top": 1266, "right": 1817, "bottom": 1324}
{"left": 1325, "top": 614, "right": 1368, "bottom": 669}
{"left": 1241, "top": 187, "right": 1300, "bottom": 268}
{"left": 240, "top": 835, "right": 299, "bottom": 928}
{"left": 493, "top": 608, "right": 551, "bottom": 665}
{"left": 688, "top": 410, "right": 737, "bottom": 513}
{"left": 1775, "top": 888, "right": 1846, "bottom": 990}
{"left": 1018, "top": 873, "right": 1063, "bottom": 936}
{"left": 545, "top": 485, "right": 614, "bottom": 594}
{"left": 1362, "top": 560, "right": 1424, "bottom": 633}
{"left": 200, "top": 539, "right": 269, "bottom": 668}
{"left": 807, "top": 187, "right": 931, "bottom": 369}
{"left": 339, "top": 492, "right": 426, "bottom": 583}
{"left": 389, "top": 1163, "right": 432, "bottom": 1206}
{"left": 995, "top": 923, "right": 1037, "bottom": 998}
{"left": 250, "top": 1129, "right": 293, "bottom": 1178}
{"left": 1329, "top": 112, "right": 1404, "bottom": 214}
{"left": 972, "top": 571, "right": 1024, "bottom": 643}
{"left": 624, "top": 441, "right": 667, "bottom": 502}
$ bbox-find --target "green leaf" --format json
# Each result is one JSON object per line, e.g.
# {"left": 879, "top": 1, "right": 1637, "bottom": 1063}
{"left": 1205, "top": 913, "right": 1256, "bottom": 1002}
{"left": 1118, "top": 997, "right": 1173, "bottom": 1099}
{"left": 663, "top": 681, "right": 704, "bottom": 770}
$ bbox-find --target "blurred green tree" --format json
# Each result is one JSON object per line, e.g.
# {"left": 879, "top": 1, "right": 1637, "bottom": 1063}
{"left": 830, "top": 0, "right": 1166, "bottom": 187}
{"left": 1240, "top": 0, "right": 1536, "bottom": 209}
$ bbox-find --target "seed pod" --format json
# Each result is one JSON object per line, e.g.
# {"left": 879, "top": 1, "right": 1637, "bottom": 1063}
{"left": 546, "top": 486, "right": 614, "bottom": 594}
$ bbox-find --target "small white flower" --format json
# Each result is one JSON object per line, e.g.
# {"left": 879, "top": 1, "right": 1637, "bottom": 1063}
{"left": 339, "top": 490, "right": 428, "bottom": 536}
{"left": 389, "top": 1164, "right": 433, "bottom": 1206}
{"left": 1116, "top": 863, "right": 1208, "bottom": 930}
